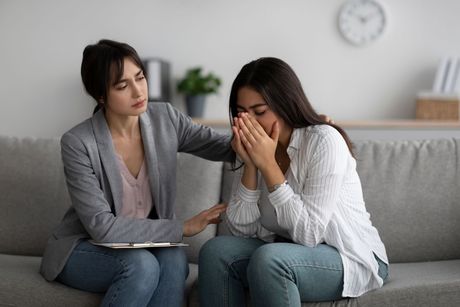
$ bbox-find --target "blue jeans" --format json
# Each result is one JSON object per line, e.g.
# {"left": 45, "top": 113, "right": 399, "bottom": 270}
{"left": 199, "top": 236, "right": 388, "bottom": 307}
{"left": 57, "top": 240, "right": 189, "bottom": 307}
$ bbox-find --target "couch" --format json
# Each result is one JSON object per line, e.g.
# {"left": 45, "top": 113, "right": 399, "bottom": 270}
{"left": 1, "top": 135, "right": 459, "bottom": 307}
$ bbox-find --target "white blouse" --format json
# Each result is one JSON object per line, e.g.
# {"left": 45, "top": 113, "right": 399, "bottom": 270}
{"left": 226, "top": 125, "right": 388, "bottom": 297}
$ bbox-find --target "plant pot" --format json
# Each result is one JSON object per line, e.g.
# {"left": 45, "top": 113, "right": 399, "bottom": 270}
{"left": 185, "top": 95, "right": 206, "bottom": 118}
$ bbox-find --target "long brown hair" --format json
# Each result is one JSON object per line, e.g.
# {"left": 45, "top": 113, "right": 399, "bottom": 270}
{"left": 229, "top": 57, "right": 354, "bottom": 155}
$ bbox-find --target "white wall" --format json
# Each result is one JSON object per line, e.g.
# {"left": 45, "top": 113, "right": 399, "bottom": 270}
{"left": 1, "top": 0, "right": 460, "bottom": 137}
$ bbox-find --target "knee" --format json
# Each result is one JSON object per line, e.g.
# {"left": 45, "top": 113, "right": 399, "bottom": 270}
{"left": 247, "top": 244, "right": 284, "bottom": 282}
{"left": 161, "top": 248, "right": 189, "bottom": 278}
{"left": 200, "top": 236, "right": 232, "bottom": 264}
{"left": 120, "top": 250, "right": 160, "bottom": 287}
{"left": 200, "top": 236, "right": 248, "bottom": 276}
{"left": 170, "top": 247, "right": 188, "bottom": 267}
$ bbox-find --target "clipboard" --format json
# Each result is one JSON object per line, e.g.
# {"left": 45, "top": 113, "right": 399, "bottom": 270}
{"left": 89, "top": 240, "right": 189, "bottom": 249}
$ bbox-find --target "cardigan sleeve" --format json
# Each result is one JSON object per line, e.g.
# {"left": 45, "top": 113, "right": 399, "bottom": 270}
{"left": 61, "top": 132, "right": 184, "bottom": 243}
{"left": 165, "top": 104, "right": 233, "bottom": 162}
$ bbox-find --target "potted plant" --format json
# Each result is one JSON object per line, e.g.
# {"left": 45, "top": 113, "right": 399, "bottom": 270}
{"left": 177, "top": 67, "right": 221, "bottom": 118}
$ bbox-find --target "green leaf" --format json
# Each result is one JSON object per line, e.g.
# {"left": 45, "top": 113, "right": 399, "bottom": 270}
{"left": 177, "top": 67, "right": 222, "bottom": 96}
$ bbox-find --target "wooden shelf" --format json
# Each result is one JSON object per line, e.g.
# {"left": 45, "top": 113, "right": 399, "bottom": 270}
{"left": 192, "top": 118, "right": 231, "bottom": 128}
{"left": 334, "top": 120, "right": 460, "bottom": 129}
{"left": 193, "top": 118, "right": 460, "bottom": 130}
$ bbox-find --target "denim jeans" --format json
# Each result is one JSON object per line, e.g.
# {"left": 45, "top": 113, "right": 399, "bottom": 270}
{"left": 57, "top": 240, "right": 189, "bottom": 307}
{"left": 199, "top": 236, "right": 388, "bottom": 307}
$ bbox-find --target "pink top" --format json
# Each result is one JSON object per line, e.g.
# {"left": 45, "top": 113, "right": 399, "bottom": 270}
{"left": 116, "top": 154, "right": 153, "bottom": 219}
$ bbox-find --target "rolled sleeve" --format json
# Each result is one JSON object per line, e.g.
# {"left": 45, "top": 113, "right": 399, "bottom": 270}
{"left": 267, "top": 183, "right": 295, "bottom": 208}
{"left": 236, "top": 181, "right": 261, "bottom": 204}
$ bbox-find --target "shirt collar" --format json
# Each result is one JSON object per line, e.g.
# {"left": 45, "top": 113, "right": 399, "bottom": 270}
{"left": 286, "top": 128, "right": 302, "bottom": 158}
{"left": 284, "top": 128, "right": 304, "bottom": 184}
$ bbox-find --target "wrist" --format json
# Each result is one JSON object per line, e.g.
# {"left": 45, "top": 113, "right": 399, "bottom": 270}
{"left": 260, "top": 160, "right": 285, "bottom": 190}
{"left": 183, "top": 221, "right": 191, "bottom": 237}
{"left": 244, "top": 162, "right": 257, "bottom": 171}
{"left": 258, "top": 159, "right": 278, "bottom": 174}
{"left": 242, "top": 163, "right": 258, "bottom": 190}
{"left": 267, "top": 180, "right": 289, "bottom": 193}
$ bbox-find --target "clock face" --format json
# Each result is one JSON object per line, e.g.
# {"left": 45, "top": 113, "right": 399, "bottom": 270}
{"left": 338, "top": 0, "right": 386, "bottom": 46}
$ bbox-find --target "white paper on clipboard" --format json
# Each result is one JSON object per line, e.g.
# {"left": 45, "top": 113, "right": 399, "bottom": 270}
{"left": 89, "top": 240, "right": 189, "bottom": 249}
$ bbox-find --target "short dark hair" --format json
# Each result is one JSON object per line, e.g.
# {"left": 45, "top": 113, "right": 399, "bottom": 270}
{"left": 80, "top": 39, "right": 146, "bottom": 113}
{"left": 229, "top": 57, "right": 354, "bottom": 155}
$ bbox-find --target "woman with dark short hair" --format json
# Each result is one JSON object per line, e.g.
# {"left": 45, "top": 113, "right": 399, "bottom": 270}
{"left": 40, "top": 39, "right": 232, "bottom": 307}
{"left": 199, "top": 57, "right": 389, "bottom": 307}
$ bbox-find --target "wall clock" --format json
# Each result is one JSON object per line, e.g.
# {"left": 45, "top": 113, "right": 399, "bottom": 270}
{"left": 338, "top": 0, "right": 387, "bottom": 46}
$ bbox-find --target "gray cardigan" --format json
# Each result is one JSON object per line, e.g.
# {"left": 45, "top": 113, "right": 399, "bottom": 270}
{"left": 40, "top": 102, "right": 233, "bottom": 281}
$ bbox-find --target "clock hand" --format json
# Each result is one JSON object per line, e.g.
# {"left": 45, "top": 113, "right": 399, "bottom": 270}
{"left": 362, "top": 10, "right": 383, "bottom": 23}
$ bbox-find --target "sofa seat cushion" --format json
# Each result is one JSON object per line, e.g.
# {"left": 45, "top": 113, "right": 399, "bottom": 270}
{"left": 0, "top": 254, "right": 198, "bottom": 307}
{"left": 188, "top": 260, "right": 460, "bottom": 307}
{"left": 354, "top": 260, "right": 460, "bottom": 307}
{"left": 0, "top": 254, "right": 101, "bottom": 306}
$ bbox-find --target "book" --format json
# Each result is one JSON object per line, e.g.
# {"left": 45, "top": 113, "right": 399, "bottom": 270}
{"left": 89, "top": 240, "right": 189, "bottom": 249}
{"left": 443, "top": 57, "right": 459, "bottom": 93}
{"left": 432, "top": 57, "right": 449, "bottom": 92}
{"left": 144, "top": 58, "right": 171, "bottom": 102}
{"left": 452, "top": 58, "right": 460, "bottom": 93}
{"left": 147, "top": 60, "right": 162, "bottom": 100}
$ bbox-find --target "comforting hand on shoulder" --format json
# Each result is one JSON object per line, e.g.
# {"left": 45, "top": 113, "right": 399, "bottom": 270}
{"left": 319, "top": 114, "right": 335, "bottom": 124}
{"left": 237, "top": 113, "right": 279, "bottom": 170}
